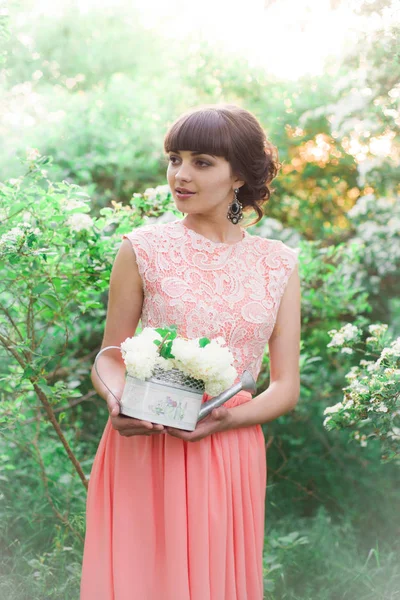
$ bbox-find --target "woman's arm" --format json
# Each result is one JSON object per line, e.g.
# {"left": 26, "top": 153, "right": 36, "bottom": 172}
{"left": 91, "top": 239, "right": 166, "bottom": 435}
{"left": 91, "top": 238, "right": 144, "bottom": 404}
{"left": 227, "top": 264, "right": 301, "bottom": 429}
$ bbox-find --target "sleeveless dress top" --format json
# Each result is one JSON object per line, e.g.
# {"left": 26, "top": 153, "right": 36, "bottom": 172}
{"left": 80, "top": 218, "right": 298, "bottom": 600}
{"left": 126, "top": 218, "right": 298, "bottom": 384}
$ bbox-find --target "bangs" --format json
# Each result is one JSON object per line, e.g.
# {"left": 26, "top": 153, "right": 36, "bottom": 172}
{"left": 164, "top": 109, "right": 234, "bottom": 160}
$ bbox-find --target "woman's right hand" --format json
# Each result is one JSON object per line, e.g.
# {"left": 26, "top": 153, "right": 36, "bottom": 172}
{"left": 106, "top": 392, "right": 166, "bottom": 437}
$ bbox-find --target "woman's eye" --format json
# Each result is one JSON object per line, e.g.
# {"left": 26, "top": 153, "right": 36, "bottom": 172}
{"left": 168, "top": 156, "right": 210, "bottom": 167}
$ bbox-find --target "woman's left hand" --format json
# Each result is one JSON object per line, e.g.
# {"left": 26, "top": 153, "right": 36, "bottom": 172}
{"left": 165, "top": 407, "right": 233, "bottom": 442}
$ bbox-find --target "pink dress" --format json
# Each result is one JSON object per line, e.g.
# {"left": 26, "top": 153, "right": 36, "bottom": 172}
{"left": 80, "top": 218, "right": 298, "bottom": 600}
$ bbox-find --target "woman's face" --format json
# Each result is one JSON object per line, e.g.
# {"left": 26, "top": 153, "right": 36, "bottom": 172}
{"left": 166, "top": 150, "right": 244, "bottom": 216}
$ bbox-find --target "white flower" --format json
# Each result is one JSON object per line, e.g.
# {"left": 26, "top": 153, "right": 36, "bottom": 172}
{"left": 61, "top": 198, "right": 88, "bottom": 211}
{"left": 120, "top": 329, "right": 162, "bottom": 379}
{"left": 349, "top": 380, "right": 369, "bottom": 394}
{"left": 341, "top": 347, "right": 353, "bottom": 354}
{"left": 375, "top": 403, "right": 388, "bottom": 413}
{"left": 345, "top": 366, "right": 360, "bottom": 381}
{"left": 366, "top": 361, "right": 380, "bottom": 372}
{"left": 143, "top": 187, "right": 157, "bottom": 201}
{"left": 170, "top": 336, "right": 237, "bottom": 394}
{"left": 376, "top": 338, "right": 400, "bottom": 364}
{"left": 343, "top": 399, "right": 354, "bottom": 409}
{"left": 119, "top": 329, "right": 237, "bottom": 394}
{"left": 0, "top": 223, "right": 40, "bottom": 249}
{"left": 368, "top": 323, "right": 388, "bottom": 336}
{"left": 327, "top": 324, "right": 359, "bottom": 347}
{"left": 67, "top": 213, "right": 93, "bottom": 232}
{"left": 155, "top": 184, "right": 171, "bottom": 195}
{"left": 0, "top": 227, "right": 24, "bottom": 245}
{"left": 388, "top": 427, "right": 400, "bottom": 440}
{"left": 323, "top": 401, "right": 343, "bottom": 415}
{"left": 26, "top": 147, "right": 41, "bottom": 161}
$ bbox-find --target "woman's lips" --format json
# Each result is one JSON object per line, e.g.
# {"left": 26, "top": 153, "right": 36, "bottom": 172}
{"left": 176, "top": 191, "right": 196, "bottom": 199}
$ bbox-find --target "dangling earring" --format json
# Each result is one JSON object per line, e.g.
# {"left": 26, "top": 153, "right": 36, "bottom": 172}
{"left": 227, "top": 188, "right": 243, "bottom": 224}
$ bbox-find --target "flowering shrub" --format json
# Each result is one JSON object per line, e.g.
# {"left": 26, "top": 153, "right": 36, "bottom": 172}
{"left": 0, "top": 151, "right": 179, "bottom": 489}
{"left": 324, "top": 322, "right": 400, "bottom": 464}
{"left": 120, "top": 326, "right": 237, "bottom": 396}
{"left": 346, "top": 193, "right": 400, "bottom": 291}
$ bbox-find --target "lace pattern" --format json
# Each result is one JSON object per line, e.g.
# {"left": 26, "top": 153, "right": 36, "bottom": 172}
{"left": 123, "top": 219, "right": 298, "bottom": 384}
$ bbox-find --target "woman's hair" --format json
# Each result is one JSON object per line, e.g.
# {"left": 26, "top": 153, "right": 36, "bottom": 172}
{"left": 163, "top": 103, "right": 282, "bottom": 226}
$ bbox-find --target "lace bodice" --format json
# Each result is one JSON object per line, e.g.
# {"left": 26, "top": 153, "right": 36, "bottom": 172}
{"left": 123, "top": 218, "right": 298, "bottom": 385}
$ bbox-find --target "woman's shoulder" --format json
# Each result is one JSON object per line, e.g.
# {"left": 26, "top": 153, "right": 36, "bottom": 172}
{"left": 249, "top": 231, "right": 298, "bottom": 256}
{"left": 122, "top": 219, "right": 182, "bottom": 254}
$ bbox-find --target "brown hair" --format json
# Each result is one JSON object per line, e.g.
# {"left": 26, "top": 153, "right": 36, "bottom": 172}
{"left": 163, "top": 103, "right": 282, "bottom": 226}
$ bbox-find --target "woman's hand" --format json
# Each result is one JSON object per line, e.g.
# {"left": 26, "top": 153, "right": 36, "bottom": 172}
{"left": 106, "top": 392, "right": 166, "bottom": 436}
{"left": 165, "top": 407, "right": 233, "bottom": 442}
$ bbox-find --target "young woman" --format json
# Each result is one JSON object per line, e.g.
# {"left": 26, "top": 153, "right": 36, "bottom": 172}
{"left": 80, "top": 103, "right": 301, "bottom": 599}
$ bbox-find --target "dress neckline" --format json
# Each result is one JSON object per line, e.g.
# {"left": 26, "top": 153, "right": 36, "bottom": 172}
{"left": 175, "top": 219, "right": 249, "bottom": 247}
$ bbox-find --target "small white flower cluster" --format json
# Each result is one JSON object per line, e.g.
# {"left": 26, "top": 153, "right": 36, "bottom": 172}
{"left": 0, "top": 222, "right": 41, "bottom": 250}
{"left": 346, "top": 193, "right": 400, "bottom": 278}
{"left": 376, "top": 337, "right": 400, "bottom": 365}
{"left": 142, "top": 184, "right": 171, "bottom": 201}
{"left": 66, "top": 213, "right": 94, "bottom": 232}
{"left": 353, "top": 431, "right": 368, "bottom": 447}
{"left": 26, "top": 147, "right": 41, "bottom": 162}
{"left": 388, "top": 426, "right": 400, "bottom": 441}
{"left": 248, "top": 216, "right": 302, "bottom": 248}
{"left": 327, "top": 323, "right": 359, "bottom": 352}
{"left": 61, "top": 198, "right": 88, "bottom": 211}
{"left": 119, "top": 328, "right": 237, "bottom": 396}
{"left": 324, "top": 323, "right": 400, "bottom": 455}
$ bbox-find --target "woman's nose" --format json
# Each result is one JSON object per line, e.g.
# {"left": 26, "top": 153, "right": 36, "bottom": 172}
{"left": 174, "top": 162, "right": 192, "bottom": 180}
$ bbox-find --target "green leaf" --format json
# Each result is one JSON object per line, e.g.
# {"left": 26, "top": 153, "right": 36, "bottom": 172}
{"left": 32, "top": 283, "right": 49, "bottom": 295}
{"left": 22, "top": 366, "right": 36, "bottom": 379}
{"left": 40, "top": 294, "right": 59, "bottom": 311}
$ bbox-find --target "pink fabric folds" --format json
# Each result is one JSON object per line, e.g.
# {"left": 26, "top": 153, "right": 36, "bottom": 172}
{"left": 80, "top": 391, "right": 267, "bottom": 600}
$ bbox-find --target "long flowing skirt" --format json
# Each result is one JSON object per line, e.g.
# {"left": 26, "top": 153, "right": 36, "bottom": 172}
{"left": 80, "top": 391, "right": 267, "bottom": 600}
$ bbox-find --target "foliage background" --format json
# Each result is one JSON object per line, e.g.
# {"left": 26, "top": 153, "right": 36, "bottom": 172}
{"left": 0, "top": 0, "right": 399, "bottom": 598}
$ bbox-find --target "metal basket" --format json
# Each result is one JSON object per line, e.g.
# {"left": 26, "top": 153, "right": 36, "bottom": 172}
{"left": 94, "top": 346, "right": 206, "bottom": 430}
{"left": 149, "top": 364, "right": 205, "bottom": 392}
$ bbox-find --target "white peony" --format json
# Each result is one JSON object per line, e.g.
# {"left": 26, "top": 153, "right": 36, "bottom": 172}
{"left": 120, "top": 328, "right": 162, "bottom": 379}
{"left": 119, "top": 329, "right": 238, "bottom": 394}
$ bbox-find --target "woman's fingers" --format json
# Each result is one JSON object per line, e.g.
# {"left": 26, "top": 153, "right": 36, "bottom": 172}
{"left": 110, "top": 414, "right": 165, "bottom": 436}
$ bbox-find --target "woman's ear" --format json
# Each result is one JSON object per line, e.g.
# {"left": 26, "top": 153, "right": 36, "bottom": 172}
{"left": 233, "top": 179, "right": 245, "bottom": 190}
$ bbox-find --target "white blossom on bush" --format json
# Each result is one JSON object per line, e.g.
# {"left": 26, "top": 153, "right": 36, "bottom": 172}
{"left": 61, "top": 198, "right": 88, "bottom": 211}
{"left": 143, "top": 184, "right": 171, "bottom": 202}
{"left": 67, "top": 213, "right": 94, "bottom": 232}
{"left": 26, "top": 147, "right": 41, "bottom": 161}
{"left": 324, "top": 322, "right": 400, "bottom": 462}
{"left": 346, "top": 193, "right": 400, "bottom": 278}
{"left": 0, "top": 223, "right": 41, "bottom": 250}
{"left": 327, "top": 323, "right": 359, "bottom": 348}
